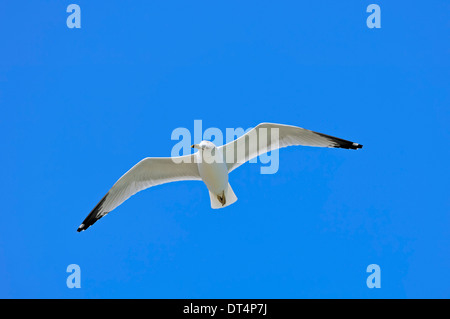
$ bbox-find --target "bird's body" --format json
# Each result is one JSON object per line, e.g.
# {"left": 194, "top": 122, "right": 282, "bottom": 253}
{"left": 195, "top": 143, "right": 228, "bottom": 196}
{"left": 193, "top": 142, "right": 238, "bottom": 209}
{"left": 77, "top": 122, "right": 363, "bottom": 232}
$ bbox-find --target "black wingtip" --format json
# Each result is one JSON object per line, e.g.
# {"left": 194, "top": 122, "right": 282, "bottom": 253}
{"left": 343, "top": 142, "right": 363, "bottom": 150}
{"left": 314, "top": 132, "right": 363, "bottom": 150}
{"left": 77, "top": 193, "right": 109, "bottom": 232}
{"left": 351, "top": 143, "right": 363, "bottom": 150}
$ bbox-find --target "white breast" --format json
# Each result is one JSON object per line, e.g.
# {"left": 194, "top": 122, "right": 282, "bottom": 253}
{"left": 196, "top": 148, "right": 228, "bottom": 195}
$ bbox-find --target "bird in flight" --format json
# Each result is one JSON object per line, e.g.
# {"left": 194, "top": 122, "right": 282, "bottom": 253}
{"left": 77, "top": 123, "right": 363, "bottom": 232}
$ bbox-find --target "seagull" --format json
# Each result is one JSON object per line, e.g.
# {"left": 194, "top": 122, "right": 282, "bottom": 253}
{"left": 77, "top": 123, "right": 363, "bottom": 232}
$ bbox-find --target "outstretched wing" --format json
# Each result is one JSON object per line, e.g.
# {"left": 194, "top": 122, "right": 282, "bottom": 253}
{"left": 78, "top": 154, "right": 200, "bottom": 232}
{"left": 219, "top": 122, "right": 363, "bottom": 173}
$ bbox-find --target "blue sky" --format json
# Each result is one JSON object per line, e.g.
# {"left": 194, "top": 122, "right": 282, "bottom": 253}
{"left": 0, "top": 1, "right": 449, "bottom": 298}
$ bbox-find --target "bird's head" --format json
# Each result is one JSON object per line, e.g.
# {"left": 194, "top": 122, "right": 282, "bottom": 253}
{"left": 191, "top": 140, "right": 216, "bottom": 151}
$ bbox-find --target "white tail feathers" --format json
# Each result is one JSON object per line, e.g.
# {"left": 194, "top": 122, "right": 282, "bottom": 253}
{"left": 209, "top": 183, "right": 238, "bottom": 209}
